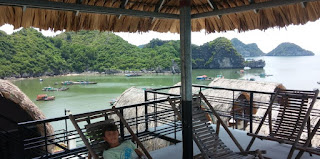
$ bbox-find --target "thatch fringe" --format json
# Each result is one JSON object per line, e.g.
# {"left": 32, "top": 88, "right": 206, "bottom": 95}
{"left": 0, "top": 79, "right": 54, "bottom": 153}
{"left": 112, "top": 87, "right": 170, "bottom": 151}
{"left": 168, "top": 82, "right": 201, "bottom": 95}
{"left": 2, "top": 0, "right": 320, "bottom": 33}
{"left": 207, "top": 78, "right": 285, "bottom": 135}
{"left": 201, "top": 88, "right": 254, "bottom": 128}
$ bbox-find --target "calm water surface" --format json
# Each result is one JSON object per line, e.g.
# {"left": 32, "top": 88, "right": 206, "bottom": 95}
{"left": 12, "top": 55, "right": 320, "bottom": 119}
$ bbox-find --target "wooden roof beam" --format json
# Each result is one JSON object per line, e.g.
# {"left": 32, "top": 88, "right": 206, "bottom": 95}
{"left": 152, "top": 0, "right": 166, "bottom": 23}
{"left": 75, "top": 0, "right": 82, "bottom": 16}
{"left": 300, "top": 2, "right": 308, "bottom": 8}
{"left": 22, "top": 5, "right": 27, "bottom": 12}
{"left": 120, "top": 0, "right": 128, "bottom": 9}
{"left": 155, "top": 0, "right": 166, "bottom": 12}
{"left": 248, "top": 0, "right": 259, "bottom": 13}
{"left": 118, "top": 0, "right": 129, "bottom": 19}
{"left": 0, "top": 0, "right": 179, "bottom": 19}
{"left": 207, "top": 0, "right": 218, "bottom": 10}
{"left": 192, "top": 0, "right": 319, "bottom": 19}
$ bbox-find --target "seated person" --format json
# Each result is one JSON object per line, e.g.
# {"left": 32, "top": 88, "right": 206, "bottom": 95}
{"left": 102, "top": 122, "right": 145, "bottom": 159}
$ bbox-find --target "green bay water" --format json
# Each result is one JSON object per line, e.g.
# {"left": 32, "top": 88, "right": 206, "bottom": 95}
{"left": 12, "top": 55, "right": 320, "bottom": 119}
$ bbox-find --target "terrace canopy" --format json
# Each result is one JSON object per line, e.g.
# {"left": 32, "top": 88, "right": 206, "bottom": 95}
{"left": 1, "top": 0, "right": 320, "bottom": 158}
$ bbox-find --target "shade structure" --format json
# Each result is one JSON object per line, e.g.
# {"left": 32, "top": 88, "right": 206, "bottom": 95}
{"left": 0, "top": 0, "right": 320, "bottom": 33}
{"left": 0, "top": 80, "right": 54, "bottom": 157}
{"left": 1, "top": 0, "right": 320, "bottom": 158}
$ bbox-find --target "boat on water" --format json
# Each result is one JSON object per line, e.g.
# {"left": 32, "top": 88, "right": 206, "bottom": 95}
{"left": 244, "top": 67, "right": 251, "bottom": 70}
{"left": 205, "top": 77, "right": 214, "bottom": 81}
{"left": 36, "top": 94, "right": 55, "bottom": 101}
{"left": 61, "top": 81, "right": 74, "bottom": 85}
{"left": 61, "top": 80, "right": 97, "bottom": 85}
{"left": 42, "top": 87, "right": 69, "bottom": 91}
{"left": 73, "top": 80, "right": 97, "bottom": 84}
{"left": 196, "top": 75, "right": 207, "bottom": 80}
{"left": 125, "top": 73, "right": 142, "bottom": 77}
{"left": 317, "top": 82, "right": 320, "bottom": 84}
{"left": 259, "top": 73, "right": 266, "bottom": 77}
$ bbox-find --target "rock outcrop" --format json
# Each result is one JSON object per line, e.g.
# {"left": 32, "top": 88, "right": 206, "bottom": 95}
{"left": 192, "top": 37, "right": 245, "bottom": 69}
{"left": 231, "top": 38, "right": 265, "bottom": 57}
{"left": 266, "top": 42, "right": 314, "bottom": 56}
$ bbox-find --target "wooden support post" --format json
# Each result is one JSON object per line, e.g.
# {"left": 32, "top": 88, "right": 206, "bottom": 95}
{"left": 180, "top": 0, "right": 193, "bottom": 158}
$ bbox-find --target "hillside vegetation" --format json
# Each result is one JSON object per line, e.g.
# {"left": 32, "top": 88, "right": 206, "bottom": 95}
{"left": 0, "top": 28, "right": 256, "bottom": 78}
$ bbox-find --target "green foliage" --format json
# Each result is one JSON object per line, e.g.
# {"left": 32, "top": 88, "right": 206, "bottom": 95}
{"left": 0, "top": 28, "right": 68, "bottom": 78}
{"left": 193, "top": 37, "right": 245, "bottom": 69}
{"left": 0, "top": 29, "right": 248, "bottom": 78}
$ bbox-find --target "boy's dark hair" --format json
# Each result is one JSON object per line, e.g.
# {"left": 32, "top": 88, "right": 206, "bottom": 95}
{"left": 102, "top": 122, "right": 118, "bottom": 136}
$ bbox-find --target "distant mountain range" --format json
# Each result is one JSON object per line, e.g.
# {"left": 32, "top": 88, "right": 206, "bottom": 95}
{"left": 0, "top": 28, "right": 314, "bottom": 78}
{"left": 230, "top": 38, "right": 315, "bottom": 57}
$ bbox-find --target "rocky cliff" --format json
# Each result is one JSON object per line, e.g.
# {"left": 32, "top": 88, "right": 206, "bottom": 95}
{"left": 231, "top": 38, "right": 265, "bottom": 57}
{"left": 192, "top": 37, "right": 245, "bottom": 69}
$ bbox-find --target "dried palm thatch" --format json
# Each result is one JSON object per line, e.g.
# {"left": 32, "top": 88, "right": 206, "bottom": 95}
{"left": 168, "top": 82, "right": 201, "bottom": 95}
{"left": 201, "top": 88, "right": 253, "bottom": 128}
{"left": 1, "top": 0, "right": 320, "bottom": 33}
{"left": 0, "top": 79, "right": 54, "bottom": 153}
{"left": 207, "top": 78, "right": 285, "bottom": 135}
{"left": 111, "top": 87, "right": 171, "bottom": 151}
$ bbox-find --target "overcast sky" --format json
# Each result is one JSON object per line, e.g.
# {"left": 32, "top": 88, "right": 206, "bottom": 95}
{"left": 1, "top": 19, "right": 320, "bottom": 54}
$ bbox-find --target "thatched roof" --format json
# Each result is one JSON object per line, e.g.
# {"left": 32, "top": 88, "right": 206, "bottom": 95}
{"left": 201, "top": 89, "right": 251, "bottom": 124}
{"left": 207, "top": 78, "right": 285, "bottom": 134}
{"left": 0, "top": 79, "right": 54, "bottom": 152}
{"left": 168, "top": 82, "right": 201, "bottom": 95}
{"left": 114, "top": 87, "right": 159, "bottom": 106}
{"left": 112, "top": 87, "right": 170, "bottom": 151}
{"left": 208, "top": 78, "right": 285, "bottom": 100}
{"left": 1, "top": 0, "right": 320, "bottom": 33}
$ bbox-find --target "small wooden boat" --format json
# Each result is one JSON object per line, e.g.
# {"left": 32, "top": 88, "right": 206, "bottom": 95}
{"left": 125, "top": 73, "right": 142, "bottom": 77}
{"left": 73, "top": 80, "right": 97, "bottom": 84}
{"left": 196, "top": 75, "right": 207, "bottom": 80}
{"left": 259, "top": 73, "right": 266, "bottom": 77}
{"left": 61, "top": 81, "right": 74, "bottom": 85}
{"left": 42, "top": 87, "right": 69, "bottom": 91}
{"left": 36, "top": 94, "right": 55, "bottom": 101}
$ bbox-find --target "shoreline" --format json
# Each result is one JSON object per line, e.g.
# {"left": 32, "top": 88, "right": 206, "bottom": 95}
{"left": 5, "top": 71, "right": 180, "bottom": 82}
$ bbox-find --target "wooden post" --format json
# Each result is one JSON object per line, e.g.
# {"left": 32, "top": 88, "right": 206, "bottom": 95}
{"left": 180, "top": 0, "right": 193, "bottom": 158}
